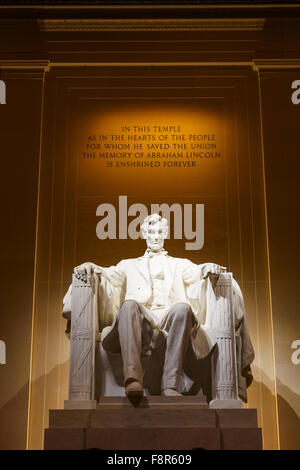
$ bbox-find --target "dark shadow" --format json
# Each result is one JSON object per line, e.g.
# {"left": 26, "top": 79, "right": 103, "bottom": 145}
{"left": 250, "top": 374, "right": 300, "bottom": 450}
{"left": 276, "top": 377, "right": 300, "bottom": 450}
{"left": 1, "top": 380, "right": 29, "bottom": 411}
{"left": 0, "top": 359, "right": 69, "bottom": 450}
{"left": 0, "top": 379, "right": 30, "bottom": 450}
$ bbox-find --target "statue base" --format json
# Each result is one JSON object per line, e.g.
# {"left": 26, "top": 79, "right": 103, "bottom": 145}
{"left": 209, "top": 399, "right": 243, "bottom": 409}
{"left": 45, "top": 396, "right": 262, "bottom": 450}
{"left": 64, "top": 399, "right": 97, "bottom": 409}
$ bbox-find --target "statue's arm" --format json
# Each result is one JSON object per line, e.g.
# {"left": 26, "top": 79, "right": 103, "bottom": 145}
{"left": 74, "top": 260, "right": 126, "bottom": 288}
{"left": 63, "top": 260, "right": 126, "bottom": 333}
{"left": 182, "top": 260, "right": 203, "bottom": 284}
{"left": 94, "top": 262, "right": 126, "bottom": 288}
{"left": 182, "top": 259, "right": 227, "bottom": 284}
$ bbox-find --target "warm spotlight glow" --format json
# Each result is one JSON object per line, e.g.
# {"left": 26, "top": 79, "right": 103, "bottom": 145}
{"left": 75, "top": 101, "right": 227, "bottom": 198}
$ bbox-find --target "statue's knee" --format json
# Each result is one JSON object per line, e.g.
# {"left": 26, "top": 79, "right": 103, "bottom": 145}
{"left": 170, "top": 303, "right": 193, "bottom": 321}
{"left": 119, "top": 299, "right": 140, "bottom": 316}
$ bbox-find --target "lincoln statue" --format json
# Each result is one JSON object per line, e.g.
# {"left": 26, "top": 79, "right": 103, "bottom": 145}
{"left": 66, "top": 213, "right": 254, "bottom": 404}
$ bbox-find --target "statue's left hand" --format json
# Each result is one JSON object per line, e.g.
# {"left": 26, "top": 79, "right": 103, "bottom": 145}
{"left": 201, "top": 263, "right": 227, "bottom": 279}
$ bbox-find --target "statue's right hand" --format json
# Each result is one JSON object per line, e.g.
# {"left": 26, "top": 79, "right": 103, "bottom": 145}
{"left": 74, "top": 262, "right": 98, "bottom": 282}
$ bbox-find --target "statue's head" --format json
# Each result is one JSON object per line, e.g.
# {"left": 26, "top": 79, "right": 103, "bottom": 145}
{"left": 141, "top": 213, "right": 169, "bottom": 252}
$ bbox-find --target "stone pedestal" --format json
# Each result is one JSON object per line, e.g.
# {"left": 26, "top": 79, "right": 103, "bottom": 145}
{"left": 209, "top": 399, "right": 242, "bottom": 409}
{"left": 64, "top": 399, "right": 97, "bottom": 410}
{"left": 44, "top": 397, "right": 262, "bottom": 450}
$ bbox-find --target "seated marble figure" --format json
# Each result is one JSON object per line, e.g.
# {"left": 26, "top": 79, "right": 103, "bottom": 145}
{"left": 64, "top": 213, "right": 254, "bottom": 405}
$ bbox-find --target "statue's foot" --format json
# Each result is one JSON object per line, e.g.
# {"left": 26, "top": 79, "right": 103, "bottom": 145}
{"left": 162, "top": 388, "right": 183, "bottom": 397}
{"left": 125, "top": 380, "right": 144, "bottom": 405}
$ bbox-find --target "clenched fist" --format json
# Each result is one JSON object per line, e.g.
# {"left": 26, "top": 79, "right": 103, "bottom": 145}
{"left": 74, "top": 262, "right": 98, "bottom": 282}
{"left": 201, "top": 263, "right": 227, "bottom": 279}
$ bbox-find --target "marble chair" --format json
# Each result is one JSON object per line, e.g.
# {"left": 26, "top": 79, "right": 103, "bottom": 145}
{"left": 63, "top": 272, "right": 242, "bottom": 409}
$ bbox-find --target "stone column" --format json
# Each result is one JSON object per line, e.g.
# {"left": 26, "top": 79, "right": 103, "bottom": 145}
{"left": 208, "top": 273, "right": 242, "bottom": 408}
{"left": 64, "top": 274, "right": 99, "bottom": 409}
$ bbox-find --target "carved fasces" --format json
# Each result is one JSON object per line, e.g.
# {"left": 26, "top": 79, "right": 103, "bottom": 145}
{"left": 68, "top": 274, "right": 98, "bottom": 402}
{"left": 0, "top": 340, "right": 6, "bottom": 364}
{"left": 206, "top": 273, "right": 240, "bottom": 405}
{"left": 0, "top": 80, "right": 6, "bottom": 105}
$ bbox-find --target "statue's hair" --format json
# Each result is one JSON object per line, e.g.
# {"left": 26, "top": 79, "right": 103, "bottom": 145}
{"left": 141, "top": 213, "right": 169, "bottom": 239}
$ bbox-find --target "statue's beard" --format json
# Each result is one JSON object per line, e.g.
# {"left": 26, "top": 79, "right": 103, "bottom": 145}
{"left": 146, "top": 241, "right": 164, "bottom": 252}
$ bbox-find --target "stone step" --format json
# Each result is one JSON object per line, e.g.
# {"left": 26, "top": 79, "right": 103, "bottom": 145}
{"left": 49, "top": 408, "right": 216, "bottom": 429}
{"left": 97, "top": 395, "right": 209, "bottom": 409}
{"left": 49, "top": 406, "right": 258, "bottom": 429}
{"left": 216, "top": 408, "right": 258, "bottom": 428}
{"left": 44, "top": 427, "right": 221, "bottom": 450}
{"left": 44, "top": 426, "right": 263, "bottom": 450}
{"left": 45, "top": 399, "right": 262, "bottom": 450}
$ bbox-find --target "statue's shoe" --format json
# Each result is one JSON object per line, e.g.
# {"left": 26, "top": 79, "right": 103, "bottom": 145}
{"left": 162, "top": 388, "right": 183, "bottom": 396}
{"left": 125, "top": 380, "right": 144, "bottom": 403}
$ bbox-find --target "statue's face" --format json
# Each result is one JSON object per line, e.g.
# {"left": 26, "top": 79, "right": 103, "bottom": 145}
{"left": 144, "top": 221, "right": 165, "bottom": 252}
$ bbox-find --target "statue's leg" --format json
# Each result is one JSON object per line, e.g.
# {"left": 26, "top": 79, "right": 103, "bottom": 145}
{"left": 161, "top": 303, "right": 194, "bottom": 393}
{"left": 117, "top": 299, "right": 145, "bottom": 386}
